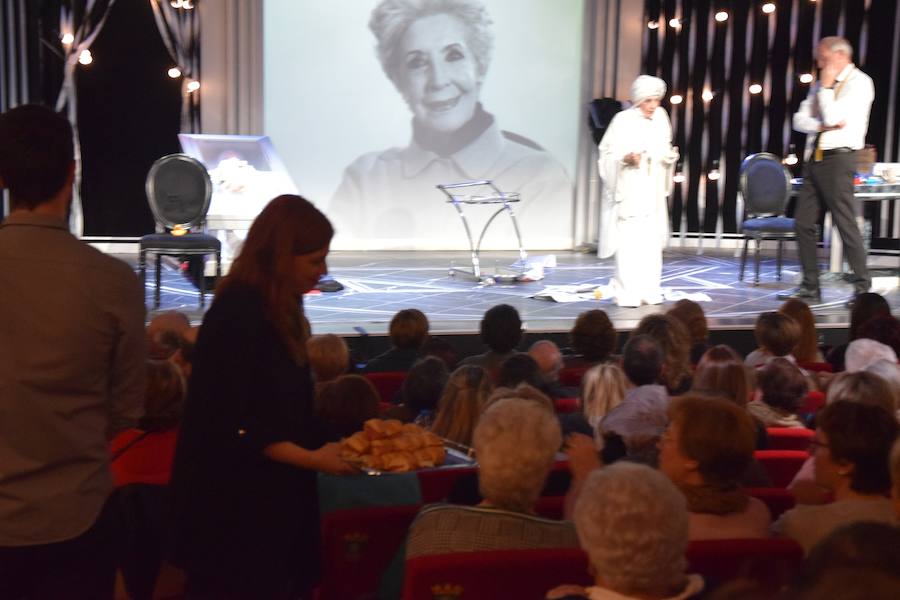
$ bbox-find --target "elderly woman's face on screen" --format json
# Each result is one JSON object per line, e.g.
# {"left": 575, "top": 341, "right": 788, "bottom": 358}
{"left": 398, "top": 13, "right": 482, "bottom": 132}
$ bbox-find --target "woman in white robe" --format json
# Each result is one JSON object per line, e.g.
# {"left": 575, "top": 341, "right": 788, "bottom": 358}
{"left": 598, "top": 75, "right": 678, "bottom": 308}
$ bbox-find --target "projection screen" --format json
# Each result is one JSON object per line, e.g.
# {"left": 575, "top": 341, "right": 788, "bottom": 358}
{"left": 264, "top": 0, "right": 584, "bottom": 251}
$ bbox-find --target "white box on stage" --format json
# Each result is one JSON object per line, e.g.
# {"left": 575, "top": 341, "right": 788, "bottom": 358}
{"left": 177, "top": 134, "right": 297, "bottom": 274}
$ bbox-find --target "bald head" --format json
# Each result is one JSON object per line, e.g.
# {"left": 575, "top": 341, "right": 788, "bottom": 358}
{"left": 528, "top": 340, "right": 563, "bottom": 382}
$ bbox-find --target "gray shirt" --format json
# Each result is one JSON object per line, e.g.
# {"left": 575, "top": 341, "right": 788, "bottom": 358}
{"left": 0, "top": 211, "right": 146, "bottom": 546}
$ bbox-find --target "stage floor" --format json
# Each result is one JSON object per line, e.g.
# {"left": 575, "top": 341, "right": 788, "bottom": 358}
{"left": 143, "top": 248, "right": 900, "bottom": 336}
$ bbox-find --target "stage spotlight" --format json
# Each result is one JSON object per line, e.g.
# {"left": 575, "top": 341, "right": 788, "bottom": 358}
{"left": 749, "top": 83, "right": 763, "bottom": 95}
{"left": 61, "top": 32, "right": 74, "bottom": 45}
{"left": 78, "top": 49, "right": 93, "bottom": 65}
{"left": 702, "top": 89, "right": 714, "bottom": 102}
{"left": 799, "top": 73, "right": 814, "bottom": 84}
{"left": 186, "top": 79, "right": 201, "bottom": 92}
{"left": 762, "top": 2, "right": 776, "bottom": 14}
{"left": 715, "top": 11, "right": 729, "bottom": 22}
{"left": 648, "top": 20, "right": 659, "bottom": 30}
{"left": 669, "top": 18, "right": 681, "bottom": 28}
{"left": 670, "top": 94, "right": 684, "bottom": 105}
{"left": 167, "top": 67, "right": 182, "bottom": 79}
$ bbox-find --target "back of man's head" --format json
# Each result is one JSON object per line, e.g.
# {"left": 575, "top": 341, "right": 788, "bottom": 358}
{"left": 622, "top": 334, "right": 662, "bottom": 386}
{"left": 528, "top": 339, "right": 562, "bottom": 381}
{"left": 0, "top": 104, "right": 74, "bottom": 209}
{"left": 480, "top": 303, "right": 522, "bottom": 353}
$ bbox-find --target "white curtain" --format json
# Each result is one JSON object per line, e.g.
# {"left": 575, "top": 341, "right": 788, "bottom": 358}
{"left": 149, "top": 0, "right": 201, "bottom": 133}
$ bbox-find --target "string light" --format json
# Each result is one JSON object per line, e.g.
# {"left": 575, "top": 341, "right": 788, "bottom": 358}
{"left": 168, "top": 67, "right": 182, "bottom": 78}
{"left": 186, "top": 79, "right": 200, "bottom": 93}
{"left": 784, "top": 144, "right": 799, "bottom": 166}
{"left": 749, "top": 83, "right": 763, "bottom": 95}
{"left": 762, "top": 2, "right": 776, "bottom": 14}
{"left": 78, "top": 49, "right": 93, "bottom": 65}
{"left": 670, "top": 94, "right": 684, "bottom": 105}
{"left": 701, "top": 89, "right": 714, "bottom": 102}
{"left": 799, "top": 73, "right": 814, "bottom": 84}
{"left": 715, "top": 11, "right": 729, "bottom": 22}
{"left": 61, "top": 32, "right": 74, "bottom": 45}
{"left": 669, "top": 18, "right": 681, "bottom": 29}
{"left": 170, "top": 0, "right": 194, "bottom": 8}
{"left": 707, "top": 160, "right": 721, "bottom": 181}
{"left": 648, "top": 20, "right": 659, "bottom": 30}
{"left": 673, "top": 171, "right": 686, "bottom": 183}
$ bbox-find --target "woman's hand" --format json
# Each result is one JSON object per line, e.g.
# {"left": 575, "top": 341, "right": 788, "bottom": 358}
{"left": 312, "top": 442, "right": 356, "bottom": 475}
{"left": 662, "top": 146, "right": 680, "bottom": 165}
{"left": 623, "top": 152, "right": 641, "bottom": 167}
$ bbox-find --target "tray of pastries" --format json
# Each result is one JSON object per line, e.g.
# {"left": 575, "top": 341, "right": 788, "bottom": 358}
{"left": 341, "top": 419, "right": 447, "bottom": 472}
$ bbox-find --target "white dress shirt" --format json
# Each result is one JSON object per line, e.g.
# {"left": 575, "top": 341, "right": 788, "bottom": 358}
{"left": 792, "top": 63, "right": 874, "bottom": 151}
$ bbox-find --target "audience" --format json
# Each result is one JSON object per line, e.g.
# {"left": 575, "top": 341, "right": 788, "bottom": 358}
{"left": 774, "top": 400, "right": 898, "bottom": 554}
{"left": 529, "top": 339, "right": 577, "bottom": 399}
{"left": 564, "top": 309, "right": 617, "bottom": 368}
{"left": 855, "top": 314, "right": 900, "bottom": 359}
{"left": 746, "top": 358, "right": 808, "bottom": 429}
{"left": 547, "top": 463, "right": 704, "bottom": 600}
{"left": 314, "top": 374, "right": 381, "bottom": 441}
{"left": 634, "top": 314, "right": 693, "bottom": 395}
{"left": 306, "top": 333, "right": 350, "bottom": 386}
{"left": 865, "top": 360, "right": 900, "bottom": 421}
{"left": 779, "top": 299, "right": 824, "bottom": 363}
{"left": 668, "top": 299, "right": 710, "bottom": 365}
{"left": 170, "top": 325, "right": 198, "bottom": 380}
{"left": 573, "top": 363, "right": 628, "bottom": 446}
{"left": 826, "top": 292, "right": 891, "bottom": 372}
{"left": 658, "top": 395, "right": 771, "bottom": 540}
{"left": 384, "top": 356, "right": 449, "bottom": 425}
{"left": 496, "top": 352, "right": 543, "bottom": 390}
{"left": 460, "top": 304, "right": 523, "bottom": 376}
{"left": 419, "top": 336, "right": 460, "bottom": 370}
{"left": 364, "top": 308, "right": 429, "bottom": 372}
{"left": 146, "top": 311, "right": 191, "bottom": 359}
{"left": 430, "top": 365, "right": 493, "bottom": 448}
{"left": 845, "top": 337, "right": 898, "bottom": 373}
{"left": 892, "top": 438, "right": 900, "bottom": 519}
{"left": 692, "top": 345, "right": 754, "bottom": 407}
{"left": 745, "top": 311, "right": 800, "bottom": 368}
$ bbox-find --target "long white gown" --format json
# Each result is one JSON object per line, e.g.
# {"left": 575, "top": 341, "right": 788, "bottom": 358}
{"left": 597, "top": 106, "right": 675, "bottom": 307}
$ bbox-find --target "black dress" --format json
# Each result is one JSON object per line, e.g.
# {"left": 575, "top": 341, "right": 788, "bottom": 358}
{"left": 170, "top": 284, "right": 322, "bottom": 596}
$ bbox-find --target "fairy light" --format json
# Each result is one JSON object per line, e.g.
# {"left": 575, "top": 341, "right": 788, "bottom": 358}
{"left": 707, "top": 160, "right": 721, "bottom": 181}
{"left": 61, "top": 32, "right": 74, "bottom": 45}
{"left": 701, "top": 89, "right": 714, "bottom": 102}
{"left": 799, "top": 73, "right": 814, "bottom": 84}
{"left": 186, "top": 79, "right": 200, "bottom": 92}
{"left": 749, "top": 83, "right": 763, "bottom": 95}
{"left": 762, "top": 2, "right": 776, "bottom": 14}
{"left": 167, "top": 67, "right": 182, "bottom": 78}
{"left": 715, "top": 11, "right": 729, "bottom": 22}
{"left": 78, "top": 49, "right": 93, "bottom": 65}
{"left": 784, "top": 144, "right": 799, "bottom": 166}
{"left": 670, "top": 94, "right": 684, "bottom": 105}
{"left": 669, "top": 18, "right": 681, "bottom": 29}
{"left": 648, "top": 20, "right": 660, "bottom": 30}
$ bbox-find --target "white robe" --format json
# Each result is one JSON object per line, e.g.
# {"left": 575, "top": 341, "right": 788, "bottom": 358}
{"left": 597, "top": 106, "right": 675, "bottom": 307}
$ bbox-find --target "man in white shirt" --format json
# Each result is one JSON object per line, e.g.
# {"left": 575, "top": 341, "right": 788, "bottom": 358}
{"left": 779, "top": 37, "right": 874, "bottom": 307}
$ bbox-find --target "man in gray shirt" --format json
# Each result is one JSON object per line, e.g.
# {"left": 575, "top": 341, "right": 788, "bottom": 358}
{"left": 0, "top": 105, "right": 146, "bottom": 598}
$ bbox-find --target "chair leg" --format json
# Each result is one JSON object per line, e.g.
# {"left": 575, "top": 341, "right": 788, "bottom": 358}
{"left": 154, "top": 254, "right": 162, "bottom": 309}
{"left": 139, "top": 249, "right": 147, "bottom": 307}
{"left": 776, "top": 240, "right": 784, "bottom": 281}
{"left": 739, "top": 238, "right": 749, "bottom": 281}
{"left": 198, "top": 255, "right": 206, "bottom": 309}
{"left": 754, "top": 238, "right": 762, "bottom": 286}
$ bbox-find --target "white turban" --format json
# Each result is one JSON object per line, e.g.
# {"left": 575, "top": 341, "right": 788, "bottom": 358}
{"left": 630, "top": 75, "right": 667, "bottom": 106}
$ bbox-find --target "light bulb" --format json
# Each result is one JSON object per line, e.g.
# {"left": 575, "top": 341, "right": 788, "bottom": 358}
{"left": 61, "top": 32, "right": 74, "bottom": 45}
{"left": 77, "top": 49, "right": 93, "bottom": 65}
{"left": 701, "top": 89, "right": 714, "bottom": 102}
{"left": 170, "top": 0, "right": 183, "bottom": 7}
{"left": 670, "top": 94, "right": 684, "bottom": 105}
{"left": 749, "top": 83, "right": 763, "bottom": 95}
{"left": 799, "top": 73, "right": 814, "bottom": 84}
{"left": 669, "top": 18, "right": 681, "bottom": 28}
{"left": 784, "top": 154, "right": 799, "bottom": 166}
{"left": 708, "top": 169, "right": 721, "bottom": 181}
{"left": 715, "top": 11, "right": 729, "bottom": 22}
{"left": 673, "top": 172, "right": 686, "bottom": 183}
{"left": 762, "top": 3, "right": 776, "bottom": 14}
{"left": 186, "top": 79, "right": 200, "bottom": 93}
{"left": 647, "top": 20, "right": 660, "bottom": 30}
{"left": 167, "top": 67, "right": 182, "bottom": 78}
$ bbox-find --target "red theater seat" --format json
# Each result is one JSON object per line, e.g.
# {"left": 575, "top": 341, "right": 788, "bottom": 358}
{"left": 766, "top": 427, "right": 814, "bottom": 451}
{"left": 416, "top": 466, "right": 479, "bottom": 504}
{"left": 534, "top": 495, "right": 566, "bottom": 520}
{"left": 686, "top": 538, "right": 804, "bottom": 592}
{"left": 554, "top": 397, "right": 580, "bottom": 414}
{"left": 755, "top": 450, "right": 809, "bottom": 487}
{"left": 402, "top": 547, "right": 591, "bottom": 600}
{"left": 797, "top": 361, "right": 833, "bottom": 373}
{"left": 801, "top": 390, "right": 826, "bottom": 414}
{"left": 559, "top": 366, "right": 589, "bottom": 387}
{"left": 364, "top": 371, "right": 407, "bottom": 404}
{"left": 746, "top": 487, "right": 796, "bottom": 520}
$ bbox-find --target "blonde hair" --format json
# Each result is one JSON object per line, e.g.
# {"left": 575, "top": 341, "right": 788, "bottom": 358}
{"left": 581, "top": 363, "right": 628, "bottom": 444}
{"left": 431, "top": 365, "right": 493, "bottom": 447}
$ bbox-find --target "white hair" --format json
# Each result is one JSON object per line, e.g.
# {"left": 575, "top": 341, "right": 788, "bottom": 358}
{"left": 820, "top": 36, "right": 854, "bottom": 58}
{"left": 846, "top": 339, "right": 897, "bottom": 373}
{"left": 864, "top": 359, "right": 900, "bottom": 414}
{"left": 574, "top": 463, "right": 689, "bottom": 596}
{"left": 474, "top": 397, "right": 561, "bottom": 513}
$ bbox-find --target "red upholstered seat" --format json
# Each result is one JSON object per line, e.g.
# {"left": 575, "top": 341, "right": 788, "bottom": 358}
{"left": 416, "top": 466, "right": 479, "bottom": 504}
{"left": 554, "top": 397, "right": 580, "bottom": 414}
{"left": 402, "top": 547, "right": 591, "bottom": 600}
{"left": 686, "top": 538, "right": 804, "bottom": 592}
{"left": 534, "top": 495, "right": 566, "bottom": 520}
{"left": 754, "top": 450, "right": 809, "bottom": 487}
{"left": 745, "top": 487, "right": 797, "bottom": 520}
{"left": 364, "top": 371, "right": 407, "bottom": 403}
{"left": 319, "top": 504, "right": 421, "bottom": 600}
{"left": 797, "top": 361, "right": 832, "bottom": 373}
{"left": 559, "top": 366, "right": 589, "bottom": 387}
{"left": 800, "top": 390, "right": 826, "bottom": 414}
{"left": 765, "top": 427, "right": 815, "bottom": 451}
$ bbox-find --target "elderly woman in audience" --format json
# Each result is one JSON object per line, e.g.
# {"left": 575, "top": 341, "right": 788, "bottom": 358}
{"left": 667, "top": 299, "right": 709, "bottom": 365}
{"left": 779, "top": 299, "right": 824, "bottom": 363}
{"left": 384, "top": 356, "right": 449, "bottom": 425}
{"left": 658, "top": 395, "right": 771, "bottom": 539}
{"left": 564, "top": 309, "right": 618, "bottom": 368}
{"left": 745, "top": 311, "right": 801, "bottom": 368}
{"left": 306, "top": 333, "right": 350, "bottom": 387}
{"left": 845, "top": 338, "right": 897, "bottom": 373}
{"left": 406, "top": 398, "right": 577, "bottom": 559}
{"left": 547, "top": 463, "right": 704, "bottom": 600}
{"left": 430, "top": 365, "right": 492, "bottom": 448}
{"left": 826, "top": 292, "right": 891, "bottom": 371}
{"left": 774, "top": 399, "right": 898, "bottom": 553}
{"left": 364, "top": 308, "right": 429, "bottom": 372}
{"left": 314, "top": 374, "right": 381, "bottom": 442}
{"left": 746, "top": 358, "right": 809, "bottom": 429}
{"left": 634, "top": 313, "right": 692, "bottom": 395}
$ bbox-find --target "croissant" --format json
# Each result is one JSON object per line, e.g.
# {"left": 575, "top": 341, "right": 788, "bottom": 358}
{"left": 343, "top": 431, "right": 370, "bottom": 455}
{"left": 370, "top": 438, "right": 394, "bottom": 456}
{"left": 381, "top": 451, "right": 416, "bottom": 472}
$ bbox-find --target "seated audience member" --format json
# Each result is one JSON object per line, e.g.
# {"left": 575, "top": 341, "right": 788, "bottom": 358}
{"left": 306, "top": 333, "right": 350, "bottom": 387}
{"left": 856, "top": 314, "right": 900, "bottom": 359}
{"left": 496, "top": 352, "right": 543, "bottom": 390}
{"left": 745, "top": 311, "right": 800, "bottom": 368}
{"left": 658, "top": 395, "right": 771, "bottom": 540}
{"left": 460, "top": 304, "right": 523, "bottom": 376}
{"left": 747, "top": 358, "right": 808, "bottom": 429}
{"left": 547, "top": 463, "right": 704, "bottom": 600}
{"left": 866, "top": 360, "right": 900, "bottom": 421}
{"left": 430, "top": 365, "right": 492, "bottom": 448}
{"left": 314, "top": 374, "right": 380, "bottom": 442}
{"left": 419, "top": 336, "right": 459, "bottom": 370}
{"left": 692, "top": 345, "right": 754, "bottom": 406}
{"left": 564, "top": 309, "right": 618, "bottom": 368}
{"left": 170, "top": 326, "right": 198, "bottom": 380}
{"left": 599, "top": 335, "right": 669, "bottom": 465}
{"left": 563, "top": 363, "right": 629, "bottom": 445}
{"left": 486, "top": 382, "right": 555, "bottom": 413}
{"left": 406, "top": 398, "right": 577, "bottom": 559}
{"left": 779, "top": 298, "right": 825, "bottom": 363}
{"left": 634, "top": 314, "right": 693, "bottom": 395}
{"left": 892, "top": 439, "right": 900, "bottom": 519}
{"left": 110, "top": 359, "right": 186, "bottom": 488}
{"left": 384, "top": 356, "right": 449, "bottom": 425}
{"left": 147, "top": 311, "right": 191, "bottom": 359}
{"left": 529, "top": 339, "right": 577, "bottom": 399}
{"left": 774, "top": 400, "right": 898, "bottom": 554}
{"left": 845, "top": 338, "right": 897, "bottom": 373}
{"left": 365, "top": 308, "right": 429, "bottom": 372}
{"left": 667, "top": 299, "right": 710, "bottom": 365}
{"left": 826, "top": 292, "right": 891, "bottom": 372}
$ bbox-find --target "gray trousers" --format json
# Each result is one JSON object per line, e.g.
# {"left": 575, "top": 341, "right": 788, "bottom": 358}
{"left": 794, "top": 151, "right": 870, "bottom": 291}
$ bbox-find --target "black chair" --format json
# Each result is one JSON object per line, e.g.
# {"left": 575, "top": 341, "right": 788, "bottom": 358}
{"left": 139, "top": 154, "right": 221, "bottom": 308}
{"left": 739, "top": 152, "right": 794, "bottom": 285}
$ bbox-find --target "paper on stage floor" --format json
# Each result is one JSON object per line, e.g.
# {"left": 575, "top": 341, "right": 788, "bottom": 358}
{"left": 531, "top": 284, "right": 712, "bottom": 303}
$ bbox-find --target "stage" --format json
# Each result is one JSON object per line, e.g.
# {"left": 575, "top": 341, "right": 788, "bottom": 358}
{"left": 142, "top": 248, "right": 900, "bottom": 353}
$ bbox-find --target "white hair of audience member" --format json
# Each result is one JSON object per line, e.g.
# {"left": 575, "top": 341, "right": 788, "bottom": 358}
{"left": 864, "top": 359, "right": 900, "bottom": 418}
{"left": 528, "top": 339, "right": 563, "bottom": 383}
{"left": 574, "top": 462, "right": 689, "bottom": 597}
{"left": 473, "top": 397, "right": 561, "bottom": 513}
{"left": 820, "top": 35, "right": 854, "bottom": 58}
{"left": 845, "top": 338, "right": 897, "bottom": 373}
